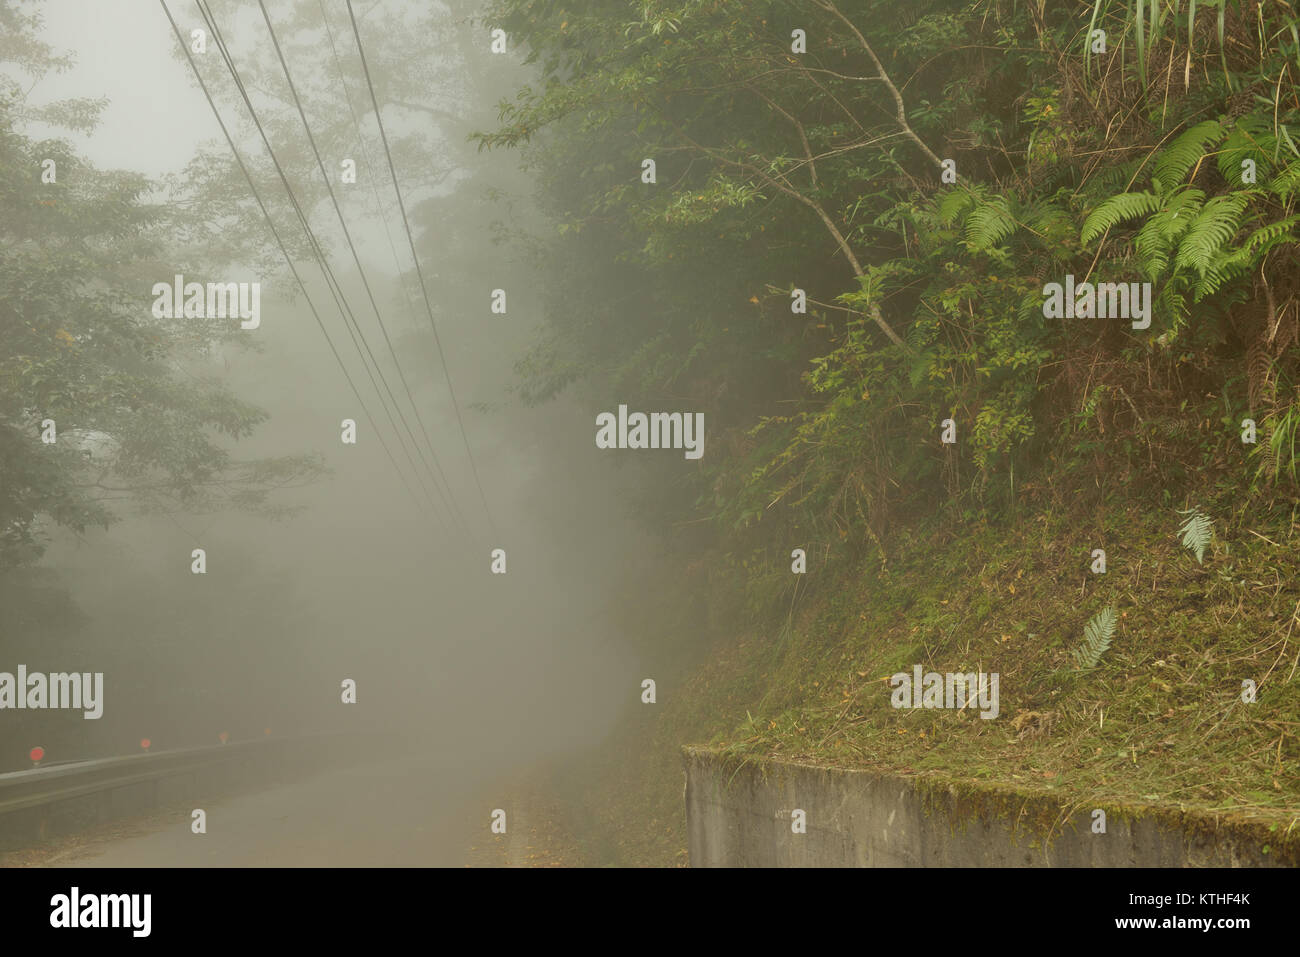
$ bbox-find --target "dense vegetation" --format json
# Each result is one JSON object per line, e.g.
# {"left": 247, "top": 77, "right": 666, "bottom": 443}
{"left": 480, "top": 0, "right": 1300, "bottom": 862}
{"left": 485, "top": 0, "right": 1300, "bottom": 544}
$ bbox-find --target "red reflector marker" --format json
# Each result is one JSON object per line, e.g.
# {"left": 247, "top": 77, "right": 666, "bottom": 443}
{"left": 29, "top": 746, "right": 45, "bottom": 765}
{"left": 140, "top": 738, "right": 151, "bottom": 751}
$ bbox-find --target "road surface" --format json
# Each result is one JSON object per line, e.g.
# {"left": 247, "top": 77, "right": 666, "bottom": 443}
{"left": 39, "top": 755, "right": 494, "bottom": 867}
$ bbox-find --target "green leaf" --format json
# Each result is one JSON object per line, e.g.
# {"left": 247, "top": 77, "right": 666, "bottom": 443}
{"left": 1177, "top": 506, "right": 1214, "bottom": 564}
{"left": 1081, "top": 191, "right": 1162, "bottom": 244}
{"left": 1072, "top": 606, "right": 1117, "bottom": 671}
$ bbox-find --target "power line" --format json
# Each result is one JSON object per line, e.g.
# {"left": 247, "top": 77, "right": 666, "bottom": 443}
{"left": 192, "top": 0, "right": 462, "bottom": 533}
{"left": 256, "top": 0, "right": 471, "bottom": 538}
{"left": 315, "top": 0, "right": 446, "bottom": 366}
{"left": 316, "top": 0, "right": 473, "bottom": 534}
{"left": 158, "top": 0, "right": 441, "bottom": 530}
{"left": 194, "top": 0, "right": 455, "bottom": 533}
{"left": 315, "top": 0, "right": 464, "bottom": 471}
{"left": 346, "top": 0, "right": 498, "bottom": 538}
{"left": 160, "top": 0, "right": 435, "bottom": 527}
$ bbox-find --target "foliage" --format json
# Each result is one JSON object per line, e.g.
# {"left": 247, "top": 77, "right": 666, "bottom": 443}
{"left": 1255, "top": 393, "right": 1300, "bottom": 485}
{"left": 477, "top": 0, "right": 1300, "bottom": 565}
{"left": 0, "top": 2, "right": 323, "bottom": 570}
{"left": 1072, "top": 605, "right": 1118, "bottom": 671}
{"left": 1177, "top": 505, "right": 1215, "bottom": 563}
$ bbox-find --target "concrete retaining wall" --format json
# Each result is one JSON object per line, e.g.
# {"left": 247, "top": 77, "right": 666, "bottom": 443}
{"left": 684, "top": 747, "right": 1294, "bottom": 867}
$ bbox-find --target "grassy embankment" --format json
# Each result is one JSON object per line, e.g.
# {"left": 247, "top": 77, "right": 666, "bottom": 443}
{"left": 548, "top": 482, "right": 1300, "bottom": 866}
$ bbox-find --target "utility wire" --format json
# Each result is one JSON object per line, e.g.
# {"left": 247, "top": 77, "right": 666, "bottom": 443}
{"left": 315, "top": 0, "right": 442, "bottom": 370}
{"left": 316, "top": 0, "right": 465, "bottom": 484}
{"left": 159, "top": 0, "right": 440, "bottom": 530}
{"left": 195, "top": 0, "right": 454, "bottom": 532}
{"left": 346, "top": 0, "right": 498, "bottom": 538}
{"left": 316, "top": 0, "right": 470, "bottom": 534}
{"left": 193, "top": 0, "right": 459, "bottom": 533}
{"left": 256, "top": 0, "right": 471, "bottom": 537}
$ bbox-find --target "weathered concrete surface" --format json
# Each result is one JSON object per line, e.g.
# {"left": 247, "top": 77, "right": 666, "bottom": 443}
{"left": 684, "top": 747, "right": 1294, "bottom": 867}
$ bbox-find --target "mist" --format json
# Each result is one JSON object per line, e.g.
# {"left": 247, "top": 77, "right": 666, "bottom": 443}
{"left": 1, "top": 0, "right": 668, "bottom": 866}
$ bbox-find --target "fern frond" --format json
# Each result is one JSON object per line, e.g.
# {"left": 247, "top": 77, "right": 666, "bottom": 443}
{"left": 1023, "top": 200, "right": 1074, "bottom": 248}
{"left": 1265, "top": 403, "right": 1300, "bottom": 484}
{"left": 1267, "top": 160, "right": 1300, "bottom": 201}
{"left": 937, "top": 186, "right": 979, "bottom": 227}
{"left": 1071, "top": 605, "right": 1117, "bottom": 671}
{"left": 964, "top": 194, "right": 1018, "bottom": 250}
{"left": 1134, "top": 215, "right": 1175, "bottom": 279}
{"left": 1081, "top": 191, "right": 1161, "bottom": 244}
{"left": 1162, "top": 186, "right": 1207, "bottom": 221}
{"left": 1174, "top": 193, "right": 1249, "bottom": 274}
{"left": 1177, "top": 506, "right": 1214, "bottom": 563}
{"left": 1216, "top": 116, "right": 1278, "bottom": 184}
{"left": 1133, "top": 187, "right": 1204, "bottom": 279}
{"left": 1193, "top": 254, "right": 1249, "bottom": 299}
{"left": 1083, "top": 157, "right": 1148, "bottom": 200}
{"left": 1160, "top": 287, "right": 1191, "bottom": 335}
{"left": 1239, "top": 215, "right": 1300, "bottom": 256}
{"left": 1152, "top": 120, "right": 1226, "bottom": 190}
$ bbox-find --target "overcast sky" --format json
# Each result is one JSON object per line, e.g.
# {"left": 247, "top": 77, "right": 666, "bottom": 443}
{"left": 31, "top": 1, "right": 213, "bottom": 175}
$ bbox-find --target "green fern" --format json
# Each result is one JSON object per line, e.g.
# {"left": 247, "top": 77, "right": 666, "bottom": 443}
{"left": 1177, "top": 506, "right": 1214, "bottom": 563}
{"left": 1216, "top": 116, "right": 1279, "bottom": 184}
{"left": 1023, "top": 200, "right": 1075, "bottom": 249}
{"left": 1173, "top": 193, "right": 1249, "bottom": 274}
{"left": 1239, "top": 215, "right": 1300, "bottom": 256}
{"left": 1072, "top": 605, "right": 1117, "bottom": 671}
{"left": 937, "top": 186, "right": 979, "bottom": 227}
{"left": 1193, "top": 253, "right": 1249, "bottom": 298}
{"left": 1267, "top": 160, "right": 1300, "bottom": 201}
{"left": 1180, "top": 212, "right": 1299, "bottom": 297}
{"left": 1081, "top": 191, "right": 1162, "bottom": 244}
{"left": 1088, "top": 156, "right": 1148, "bottom": 197}
{"left": 964, "top": 194, "right": 1018, "bottom": 250}
{"left": 1133, "top": 187, "right": 1203, "bottom": 278}
{"left": 1152, "top": 120, "right": 1226, "bottom": 190}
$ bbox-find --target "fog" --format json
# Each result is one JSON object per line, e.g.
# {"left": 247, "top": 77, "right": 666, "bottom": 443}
{"left": 1, "top": 0, "right": 667, "bottom": 864}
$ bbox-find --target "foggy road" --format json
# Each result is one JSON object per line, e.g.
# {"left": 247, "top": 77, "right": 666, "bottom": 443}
{"left": 48, "top": 757, "right": 489, "bottom": 868}
{"left": 6, "top": 0, "right": 1293, "bottom": 901}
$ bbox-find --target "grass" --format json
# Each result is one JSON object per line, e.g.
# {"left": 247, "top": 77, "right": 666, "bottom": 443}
{"left": 715, "top": 503, "right": 1298, "bottom": 818}
{"left": 560, "top": 477, "right": 1300, "bottom": 865}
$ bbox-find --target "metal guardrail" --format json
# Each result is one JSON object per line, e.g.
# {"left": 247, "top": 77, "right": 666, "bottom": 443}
{"left": 0, "top": 735, "right": 343, "bottom": 818}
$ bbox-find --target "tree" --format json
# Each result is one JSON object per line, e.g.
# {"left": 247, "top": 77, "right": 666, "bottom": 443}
{"left": 0, "top": 0, "right": 323, "bottom": 571}
{"left": 477, "top": 0, "right": 1300, "bottom": 549}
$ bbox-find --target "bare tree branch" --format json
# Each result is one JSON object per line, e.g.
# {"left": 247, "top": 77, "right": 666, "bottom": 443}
{"left": 811, "top": 0, "right": 944, "bottom": 170}
{"left": 659, "top": 113, "right": 909, "bottom": 349}
{"left": 749, "top": 85, "right": 818, "bottom": 186}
